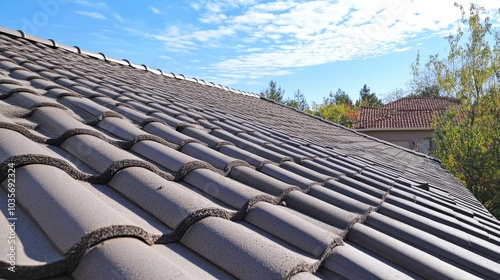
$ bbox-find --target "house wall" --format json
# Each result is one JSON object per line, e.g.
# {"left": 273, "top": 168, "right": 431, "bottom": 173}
{"left": 360, "top": 129, "right": 435, "bottom": 153}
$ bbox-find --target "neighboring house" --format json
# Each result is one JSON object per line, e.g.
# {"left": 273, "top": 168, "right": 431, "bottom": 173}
{"left": 1, "top": 27, "right": 500, "bottom": 280}
{"left": 353, "top": 96, "right": 459, "bottom": 153}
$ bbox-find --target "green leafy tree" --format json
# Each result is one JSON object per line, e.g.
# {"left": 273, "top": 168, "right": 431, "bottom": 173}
{"left": 308, "top": 89, "right": 358, "bottom": 127}
{"left": 317, "top": 102, "right": 359, "bottom": 128}
{"left": 409, "top": 50, "right": 442, "bottom": 97}
{"left": 356, "top": 84, "right": 382, "bottom": 107}
{"left": 324, "top": 89, "right": 352, "bottom": 105}
{"left": 260, "top": 80, "right": 285, "bottom": 103}
{"left": 286, "top": 89, "right": 309, "bottom": 111}
{"left": 428, "top": 4, "right": 500, "bottom": 217}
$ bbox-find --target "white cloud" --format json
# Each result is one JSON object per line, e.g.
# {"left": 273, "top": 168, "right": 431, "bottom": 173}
{"left": 113, "top": 13, "right": 124, "bottom": 22}
{"left": 199, "top": 12, "right": 228, "bottom": 24}
{"left": 75, "top": 10, "right": 107, "bottom": 20}
{"left": 145, "top": 0, "right": 498, "bottom": 82}
{"left": 394, "top": 47, "right": 412, "bottom": 52}
{"left": 191, "top": 2, "right": 201, "bottom": 10}
{"left": 149, "top": 6, "right": 161, "bottom": 14}
{"left": 73, "top": 0, "right": 108, "bottom": 9}
{"left": 206, "top": 3, "right": 221, "bottom": 13}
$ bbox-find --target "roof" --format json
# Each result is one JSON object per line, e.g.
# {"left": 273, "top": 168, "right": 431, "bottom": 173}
{"left": 0, "top": 27, "right": 499, "bottom": 280}
{"left": 353, "top": 96, "right": 459, "bottom": 129}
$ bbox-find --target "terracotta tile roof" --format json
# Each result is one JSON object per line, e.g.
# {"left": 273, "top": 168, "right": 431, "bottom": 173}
{"left": 0, "top": 27, "right": 499, "bottom": 279}
{"left": 353, "top": 96, "right": 459, "bottom": 129}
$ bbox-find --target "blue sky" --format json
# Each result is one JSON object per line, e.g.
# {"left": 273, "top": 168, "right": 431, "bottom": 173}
{"left": 1, "top": 0, "right": 498, "bottom": 105}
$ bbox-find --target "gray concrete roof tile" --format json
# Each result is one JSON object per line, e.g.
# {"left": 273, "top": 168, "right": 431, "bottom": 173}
{"left": 14, "top": 165, "right": 135, "bottom": 253}
{"left": 284, "top": 191, "right": 360, "bottom": 232}
{"left": 348, "top": 223, "right": 482, "bottom": 279}
{"left": 184, "top": 168, "right": 268, "bottom": 209}
{"left": 246, "top": 202, "right": 338, "bottom": 258}
{"left": 365, "top": 212, "right": 500, "bottom": 278}
{"left": 308, "top": 185, "right": 373, "bottom": 214}
{"left": 181, "top": 142, "right": 244, "bottom": 172}
{"left": 280, "top": 161, "right": 333, "bottom": 183}
{"left": 143, "top": 121, "right": 196, "bottom": 146}
{"left": 218, "top": 144, "right": 271, "bottom": 168}
{"left": 72, "top": 238, "right": 187, "bottom": 280}
{"left": 181, "top": 217, "right": 308, "bottom": 279}
{"left": 259, "top": 162, "right": 316, "bottom": 190}
{"left": 108, "top": 167, "right": 224, "bottom": 229}
{"left": 323, "top": 180, "right": 382, "bottom": 206}
{"left": 0, "top": 185, "right": 63, "bottom": 266}
{"left": 154, "top": 243, "right": 235, "bottom": 279}
{"left": 323, "top": 243, "right": 419, "bottom": 280}
{"left": 228, "top": 166, "right": 297, "bottom": 197}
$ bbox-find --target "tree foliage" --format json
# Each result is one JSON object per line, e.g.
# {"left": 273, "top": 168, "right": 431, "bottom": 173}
{"left": 260, "top": 80, "right": 309, "bottom": 111}
{"left": 356, "top": 84, "right": 382, "bottom": 107}
{"left": 286, "top": 89, "right": 309, "bottom": 111}
{"left": 317, "top": 102, "right": 359, "bottom": 127}
{"left": 307, "top": 88, "right": 358, "bottom": 127}
{"left": 427, "top": 4, "right": 500, "bottom": 217}
{"left": 260, "top": 80, "right": 285, "bottom": 103}
{"left": 409, "top": 50, "right": 443, "bottom": 97}
{"left": 382, "top": 87, "right": 406, "bottom": 104}
{"left": 308, "top": 84, "right": 382, "bottom": 127}
{"left": 324, "top": 89, "right": 352, "bottom": 105}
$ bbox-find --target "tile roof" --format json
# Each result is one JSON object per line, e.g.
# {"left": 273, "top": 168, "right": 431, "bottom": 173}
{"left": 0, "top": 27, "right": 499, "bottom": 279}
{"left": 353, "top": 96, "right": 459, "bottom": 129}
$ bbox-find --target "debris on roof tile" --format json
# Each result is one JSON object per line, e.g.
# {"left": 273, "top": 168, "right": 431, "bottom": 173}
{"left": 0, "top": 27, "right": 499, "bottom": 280}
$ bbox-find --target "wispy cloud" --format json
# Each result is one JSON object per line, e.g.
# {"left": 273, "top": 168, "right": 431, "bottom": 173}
{"left": 190, "top": 2, "right": 201, "bottom": 11}
{"left": 142, "top": 0, "right": 498, "bottom": 84}
{"left": 149, "top": 6, "right": 161, "bottom": 14}
{"left": 73, "top": 0, "right": 108, "bottom": 9}
{"left": 394, "top": 47, "right": 412, "bottom": 52}
{"left": 113, "top": 13, "right": 124, "bottom": 22}
{"left": 75, "top": 10, "right": 107, "bottom": 20}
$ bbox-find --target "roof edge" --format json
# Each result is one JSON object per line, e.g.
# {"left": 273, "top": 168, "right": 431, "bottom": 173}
{"left": 0, "top": 26, "right": 260, "bottom": 98}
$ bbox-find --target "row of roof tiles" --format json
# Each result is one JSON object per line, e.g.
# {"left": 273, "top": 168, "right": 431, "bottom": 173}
{"left": 0, "top": 27, "right": 259, "bottom": 98}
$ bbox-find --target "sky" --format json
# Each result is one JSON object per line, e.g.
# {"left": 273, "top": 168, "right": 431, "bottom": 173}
{"left": 0, "top": 0, "right": 499, "bottom": 105}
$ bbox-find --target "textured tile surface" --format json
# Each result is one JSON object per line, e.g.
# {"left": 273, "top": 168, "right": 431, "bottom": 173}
{"left": 0, "top": 28, "right": 499, "bottom": 279}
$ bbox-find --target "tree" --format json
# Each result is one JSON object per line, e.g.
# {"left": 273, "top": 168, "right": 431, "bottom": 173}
{"left": 308, "top": 89, "right": 358, "bottom": 127}
{"left": 356, "top": 84, "right": 382, "bottom": 107}
{"left": 428, "top": 4, "right": 500, "bottom": 217}
{"left": 317, "top": 102, "right": 359, "bottom": 128}
{"left": 324, "top": 89, "right": 352, "bottom": 105}
{"left": 408, "top": 50, "right": 443, "bottom": 97}
{"left": 260, "top": 80, "right": 284, "bottom": 103}
{"left": 382, "top": 87, "right": 407, "bottom": 104}
{"left": 286, "top": 89, "right": 309, "bottom": 111}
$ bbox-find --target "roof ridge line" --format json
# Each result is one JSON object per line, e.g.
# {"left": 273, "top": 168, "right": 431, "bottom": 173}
{"left": 0, "top": 26, "right": 260, "bottom": 98}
